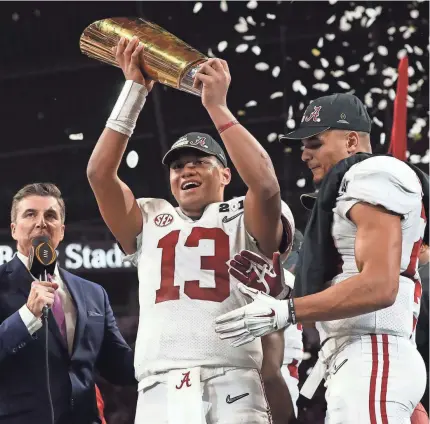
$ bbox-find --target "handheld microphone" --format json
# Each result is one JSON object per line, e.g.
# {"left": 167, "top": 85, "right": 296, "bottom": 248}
{"left": 28, "top": 236, "right": 57, "bottom": 424}
{"left": 28, "top": 236, "right": 57, "bottom": 318}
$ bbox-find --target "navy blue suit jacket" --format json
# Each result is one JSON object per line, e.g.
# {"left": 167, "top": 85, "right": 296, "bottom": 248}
{"left": 0, "top": 256, "right": 136, "bottom": 424}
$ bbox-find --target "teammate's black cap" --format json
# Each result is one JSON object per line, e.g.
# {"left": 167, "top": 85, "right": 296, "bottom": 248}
{"left": 162, "top": 132, "right": 228, "bottom": 167}
{"left": 280, "top": 93, "right": 371, "bottom": 141}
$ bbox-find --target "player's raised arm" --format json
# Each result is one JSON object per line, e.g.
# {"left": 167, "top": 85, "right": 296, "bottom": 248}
{"left": 194, "top": 59, "right": 285, "bottom": 257}
{"left": 87, "top": 37, "right": 154, "bottom": 254}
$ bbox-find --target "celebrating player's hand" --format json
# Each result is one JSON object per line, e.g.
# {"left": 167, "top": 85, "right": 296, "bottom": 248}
{"left": 228, "top": 250, "right": 291, "bottom": 299}
{"left": 112, "top": 36, "right": 155, "bottom": 92}
{"left": 193, "top": 58, "right": 231, "bottom": 110}
{"left": 214, "top": 283, "right": 291, "bottom": 347}
{"left": 26, "top": 281, "right": 59, "bottom": 319}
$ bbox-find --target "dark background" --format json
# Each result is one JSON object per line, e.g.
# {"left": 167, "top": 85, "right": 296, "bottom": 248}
{"left": 0, "top": 1, "right": 428, "bottom": 422}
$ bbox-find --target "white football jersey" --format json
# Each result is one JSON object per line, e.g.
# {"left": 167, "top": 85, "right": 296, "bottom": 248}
{"left": 125, "top": 196, "right": 295, "bottom": 381}
{"left": 317, "top": 156, "right": 426, "bottom": 342}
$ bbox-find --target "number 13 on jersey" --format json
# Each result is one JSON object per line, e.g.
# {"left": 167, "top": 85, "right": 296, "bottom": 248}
{"left": 155, "top": 227, "right": 231, "bottom": 304}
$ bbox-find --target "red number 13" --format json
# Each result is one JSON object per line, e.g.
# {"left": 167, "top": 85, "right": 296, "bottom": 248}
{"left": 155, "top": 227, "right": 230, "bottom": 304}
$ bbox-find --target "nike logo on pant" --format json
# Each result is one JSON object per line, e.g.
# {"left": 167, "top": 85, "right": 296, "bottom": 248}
{"left": 226, "top": 393, "right": 249, "bottom": 404}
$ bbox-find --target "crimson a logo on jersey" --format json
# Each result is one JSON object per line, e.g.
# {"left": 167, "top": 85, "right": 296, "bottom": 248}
{"left": 154, "top": 214, "right": 174, "bottom": 227}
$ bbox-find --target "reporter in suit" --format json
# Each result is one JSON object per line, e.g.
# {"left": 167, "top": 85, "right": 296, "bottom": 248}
{"left": 0, "top": 183, "right": 136, "bottom": 424}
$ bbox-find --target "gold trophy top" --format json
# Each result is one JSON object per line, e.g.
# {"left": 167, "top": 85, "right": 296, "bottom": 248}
{"left": 79, "top": 17, "right": 208, "bottom": 95}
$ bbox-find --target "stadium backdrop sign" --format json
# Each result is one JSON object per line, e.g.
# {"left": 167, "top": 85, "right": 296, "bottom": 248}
{"left": 0, "top": 242, "right": 134, "bottom": 272}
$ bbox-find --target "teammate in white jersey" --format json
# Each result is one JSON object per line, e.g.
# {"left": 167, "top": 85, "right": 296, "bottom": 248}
{"left": 216, "top": 93, "right": 427, "bottom": 423}
{"left": 87, "top": 36, "right": 297, "bottom": 423}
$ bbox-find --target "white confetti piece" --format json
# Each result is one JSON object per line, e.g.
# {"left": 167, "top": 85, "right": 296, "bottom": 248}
{"left": 414, "top": 46, "right": 423, "bottom": 56}
{"left": 246, "top": 16, "right": 257, "bottom": 26}
{"left": 220, "top": 0, "right": 228, "bottom": 12}
{"left": 383, "top": 78, "right": 394, "bottom": 87}
{"left": 247, "top": 0, "right": 258, "bottom": 9}
{"left": 286, "top": 118, "right": 296, "bottom": 129}
{"left": 339, "top": 15, "right": 351, "bottom": 31}
{"left": 377, "top": 45, "right": 388, "bottom": 56}
{"left": 292, "top": 80, "right": 302, "bottom": 92}
{"left": 337, "top": 81, "right": 351, "bottom": 90}
{"left": 272, "top": 66, "right": 281, "bottom": 77}
{"left": 255, "top": 62, "right": 269, "bottom": 71}
{"left": 245, "top": 100, "right": 257, "bottom": 107}
{"left": 380, "top": 133, "right": 386, "bottom": 145}
{"left": 387, "top": 27, "right": 396, "bottom": 35}
{"left": 327, "top": 14, "right": 336, "bottom": 24}
{"left": 416, "top": 62, "right": 424, "bottom": 72}
{"left": 252, "top": 45, "right": 261, "bottom": 55}
{"left": 410, "top": 155, "right": 421, "bottom": 164}
{"left": 266, "top": 13, "right": 276, "bottom": 19}
{"left": 370, "top": 87, "right": 383, "bottom": 94}
{"left": 410, "top": 9, "right": 419, "bottom": 19}
{"left": 235, "top": 17, "right": 248, "bottom": 33}
{"left": 218, "top": 41, "right": 228, "bottom": 52}
{"left": 267, "top": 133, "right": 277, "bottom": 142}
{"left": 235, "top": 44, "right": 248, "bottom": 53}
{"left": 299, "top": 102, "right": 305, "bottom": 110}
{"left": 299, "top": 60, "right": 310, "bottom": 69}
{"left": 328, "top": 0, "right": 337, "bottom": 3}
{"left": 408, "top": 83, "right": 418, "bottom": 93}
{"left": 364, "top": 92, "right": 373, "bottom": 107}
{"left": 243, "top": 35, "right": 256, "bottom": 40}
{"left": 421, "top": 150, "right": 429, "bottom": 164}
{"left": 193, "top": 2, "right": 203, "bottom": 13}
{"left": 405, "top": 44, "right": 413, "bottom": 54}
{"left": 288, "top": 106, "right": 293, "bottom": 119}
{"left": 270, "top": 91, "right": 283, "bottom": 99}
{"left": 377, "top": 99, "right": 387, "bottom": 110}
{"left": 313, "top": 83, "right": 330, "bottom": 92}
{"left": 325, "top": 33, "right": 336, "bottom": 41}
{"left": 373, "top": 116, "right": 383, "bottom": 127}
{"left": 397, "top": 49, "right": 407, "bottom": 59}
{"left": 363, "top": 52, "right": 374, "bottom": 62}
{"left": 297, "top": 178, "right": 306, "bottom": 188}
{"left": 382, "top": 67, "right": 396, "bottom": 77}
{"left": 320, "top": 58, "right": 329, "bottom": 68}
{"left": 347, "top": 64, "right": 360, "bottom": 72}
{"left": 207, "top": 48, "right": 215, "bottom": 58}
{"left": 317, "top": 37, "right": 324, "bottom": 48}
{"left": 408, "top": 66, "right": 415, "bottom": 77}
{"left": 335, "top": 56, "right": 344, "bottom": 67}
{"left": 366, "top": 17, "right": 376, "bottom": 28}
{"left": 331, "top": 70, "right": 345, "bottom": 77}
{"left": 367, "top": 62, "right": 377, "bottom": 76}
{"left": 299, "top": 85, "right": 307, "bottom": 96}
{"left": 314, "top": 69, "right": 325, "bottom": 80}
{"left": 126, "top": 150, "right": 139, "bottom": 168}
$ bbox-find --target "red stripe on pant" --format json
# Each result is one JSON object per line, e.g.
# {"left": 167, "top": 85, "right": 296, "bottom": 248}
{"left": 380, "top": 334, "right": 390, "bottom": 424}
{"left": 369, "top": 335, "right": 390, "bottom": 424}
{"left": 369, "top": 335, "right": 379, "bottom": 424}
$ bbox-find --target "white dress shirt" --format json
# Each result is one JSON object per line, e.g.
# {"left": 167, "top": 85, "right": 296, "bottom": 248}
{"left": 17, "top": 252, "right": 77, "bottom": 354}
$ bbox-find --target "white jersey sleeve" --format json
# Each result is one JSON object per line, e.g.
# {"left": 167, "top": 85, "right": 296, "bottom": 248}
{"left": 123, "top": 198, "right": 169, "bottom": 266}
{"left": 243, "top": 200, "right": 295, "bottom": 263}
{"left": 335, "top": 156, "right": 422, "bottom": 221}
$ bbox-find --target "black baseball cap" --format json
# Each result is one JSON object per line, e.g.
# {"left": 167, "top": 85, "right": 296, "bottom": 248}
{"left": 162, "top": 132, "right": 228, "bottom": 167}
{"left": 279, "top": 93, "right": 371, "bottom": 141}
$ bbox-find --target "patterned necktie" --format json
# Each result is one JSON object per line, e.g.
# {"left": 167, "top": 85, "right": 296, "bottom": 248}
{"left": 49, "top": 275, "right": 67, "bottom": 341}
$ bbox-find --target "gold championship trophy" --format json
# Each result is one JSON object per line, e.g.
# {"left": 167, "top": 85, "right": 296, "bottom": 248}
{"left": 79, "top": 17, "right": 208, "bottom": 96}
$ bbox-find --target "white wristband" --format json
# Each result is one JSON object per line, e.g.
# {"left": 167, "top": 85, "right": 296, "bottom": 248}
{"left": 106, "top": 80, "right": 148, "bottom": 137}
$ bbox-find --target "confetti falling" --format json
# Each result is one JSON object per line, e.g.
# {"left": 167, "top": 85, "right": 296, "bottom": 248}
{"left": 198, "top": 0, "right": 428, "bottom": 171}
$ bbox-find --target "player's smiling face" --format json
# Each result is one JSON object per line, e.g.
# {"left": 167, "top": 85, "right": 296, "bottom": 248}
{"left": 169, "top": 151, "right": 231, "bottom": 218}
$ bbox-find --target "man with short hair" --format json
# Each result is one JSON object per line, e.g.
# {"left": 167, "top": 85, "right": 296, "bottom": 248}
{"left": 87, "top": 36, "right": 297, "bottom": 423}
{"left": 0, "top": 182, "right": 135, "bottom": 424}
{"left": 216, "top": 93, "right": 427, "bottom": 423}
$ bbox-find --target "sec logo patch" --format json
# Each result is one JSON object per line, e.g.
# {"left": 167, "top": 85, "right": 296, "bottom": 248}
{"left": 154, "top": 214, "right": 174, "bottom": 227}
